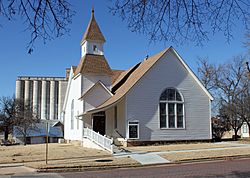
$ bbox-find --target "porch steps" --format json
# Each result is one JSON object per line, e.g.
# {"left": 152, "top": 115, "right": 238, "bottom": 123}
{"left": 112, "top": 145, "right": 131, "bottom": 155}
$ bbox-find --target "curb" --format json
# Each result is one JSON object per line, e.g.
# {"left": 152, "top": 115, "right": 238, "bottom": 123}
{"left": 36, "top": 154, "right": 250, "bottom": 173}
{"left": 172, "top": 154, "right": 250, "bottom": 164}
{"left": 37, "top": 164, "right": 141, "bottom": 172}
{"left": 0, "top": 163, "right": 24, "bottom": 168}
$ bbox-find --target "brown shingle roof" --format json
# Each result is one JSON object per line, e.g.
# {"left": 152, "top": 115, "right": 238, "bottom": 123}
{"left": 81, "top": 10, "right": 106, "bottom": 44}
{"left": 111, "top": 69, "right": 125, "bottom": 84}
{"left": 72, "top": 66, "right": 77, "bottom": 73}
{"left": 87, "top": 48, "right": 170, "bottom": 113}
{"left": 75, "top": 54, "right": 113, "bottom": 76}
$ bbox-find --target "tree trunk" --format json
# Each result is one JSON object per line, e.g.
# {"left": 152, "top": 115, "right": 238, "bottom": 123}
{"left": 23, "top": 127, "right": 27, "bottom": 146}
{"left": 24, "top": 136, "right": 27, "bottom": 146}
{"left": 233, "top": 128, "right": 238, "bottom": 141}
{"left": 4, "top": 126, "right": 8, "bottom": 141}
{"left": 248, "top": 123, "right": 250, "bottom": 138}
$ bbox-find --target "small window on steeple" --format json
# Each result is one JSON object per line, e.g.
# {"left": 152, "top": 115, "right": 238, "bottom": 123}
{"left": 93, "top": 45, "right": 97, "bottom": 52}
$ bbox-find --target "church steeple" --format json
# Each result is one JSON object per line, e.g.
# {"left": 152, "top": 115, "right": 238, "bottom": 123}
{"left": 81, "top": 8, "right": 106, "bottom": 44}
{"left": 80, "top": 9, "right": 106, "bottom": 57}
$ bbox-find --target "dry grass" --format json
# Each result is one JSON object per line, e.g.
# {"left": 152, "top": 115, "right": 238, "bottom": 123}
{"left": 1, "top": 141, "right": 250, "bottom": 170}
{"left": 29, "top": 157, "right": 139, "bottom": 169}
{"left": 161, "top": 147, "right": 250, "bottom": 162}
{"left": 0, "top": 143, "right": 109, "bottom": 164}
{"left": 125, "top": 142, "right": 244, "bottom": 152}
{"left": 0, "top": 143, "right": 139, "bottom": 169}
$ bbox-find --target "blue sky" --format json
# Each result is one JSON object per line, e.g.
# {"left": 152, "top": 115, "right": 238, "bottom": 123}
{"left": 0, "top": 0, "right": 248, "bottom": 97}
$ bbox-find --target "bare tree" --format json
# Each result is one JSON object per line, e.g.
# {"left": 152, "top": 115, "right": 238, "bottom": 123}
{"left": 211, "top": 116, "right": 231, "bottom": 141}
{"left": 197, "top": 57, "right": 217, "bottom": 92}
{"left": 215, "top": 56, "right": 247, "bottom": 140}
{"left": 235, "top": 72, "right": 250, "bottom": 137}
{"left": 245, "top": 32, "right": 250, "bottom": 53}
{"left": 110, "top": 0, "right": 250, "bottom": 45}
{"left": 0, "top": 96, "right": 17, "bottom": 142}
{"left": 246, "top": 62, "right": 250, "bottom": 79}
{"left": 14, "top": 102, "right": 39, "bottom": 145}
{"left": 0, "top": 0, "right": 74, "bottom": 53}
{"left": 197, "top": 57, "right": 221, "bottom": 115}
{"left": 0, "top": 96, "right": 39, "bottom": 145}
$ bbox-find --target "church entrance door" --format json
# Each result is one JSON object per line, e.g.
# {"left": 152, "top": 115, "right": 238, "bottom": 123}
{"left": 92, "top": 112, "right": 106, "bottom": 136}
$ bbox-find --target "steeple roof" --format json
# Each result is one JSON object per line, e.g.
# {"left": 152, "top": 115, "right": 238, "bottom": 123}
{"left": 81, "top": 9, "right": 106, "bottom": 45}
{"left": 74, "top": 54, "right": 113, "bottom": 76}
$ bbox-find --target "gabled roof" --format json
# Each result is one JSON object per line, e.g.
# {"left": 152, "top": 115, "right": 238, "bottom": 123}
{"left": 84, "top": 47, "right": 213, "bottom": 114}
{"left": 84, "top": 48, "right": 169, "bottom": 114}
{"left": 111, "top": 62, "right": 141, "bottom": 93}
{"left": 111, "top": 69, "right": 125, "bottom": 84}
{"left": 74, "top": 54, "right": 113, "bottom": 76}
{"left": 81, "top": 9, "right": 106, "bottom": 45}
{"left": 79, "top": 81, "right": 113, "bottom": 100}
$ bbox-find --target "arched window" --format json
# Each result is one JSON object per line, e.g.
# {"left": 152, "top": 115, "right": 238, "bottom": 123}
{"left": 71, "top": 99, "right": 74, "bottom": 129}
{"left": 159, "top": 88, "right": 184, "bottom": 128}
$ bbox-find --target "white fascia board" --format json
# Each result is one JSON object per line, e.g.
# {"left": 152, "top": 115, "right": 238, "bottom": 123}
{"left": 98, "top": 81, "right": 113, "bottom": 96}
{"left": 73, "top": 73, "right": 81, "bottom": 80}
{"left": 170, "top": 47, "right": 214, "bottom": 101}
{"left": 79, "top": 81, "right": 113, "bottom": 100}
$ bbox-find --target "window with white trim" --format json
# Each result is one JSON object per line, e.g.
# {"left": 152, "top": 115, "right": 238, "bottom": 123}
{"left": 71, "top": 99, "right": 74, "bottom": 129}
{"left": 243, "top": 123, "right": 247, "bottom": 133}
{"left": 128, "top": 121, "right": 139, "bottom": 139}
{"left": 159, "top": 88, "right": 184, "bottom": 129}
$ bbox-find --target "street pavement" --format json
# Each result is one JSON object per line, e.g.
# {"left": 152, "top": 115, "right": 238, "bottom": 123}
{"left": 61, "top": 158, "right": 250, "bottom": 178}
{"left": 1, "top": 158, "right": 250, "bottom": 178}
{"left": 1, "top": 142, "right": 250, "bottom": 177}
{"left": 0, "top": 173, "right": 63, "bottom": 178}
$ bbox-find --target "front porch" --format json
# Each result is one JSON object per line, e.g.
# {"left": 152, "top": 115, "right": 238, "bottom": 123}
{"left": 79, "top": 97, "right": 129, "bottom": 152}
{"left": 82, "top": 127, "right": 114, "bottom": 153}
{"left": 80, "top": 107, "right": 128, "bottom": 153}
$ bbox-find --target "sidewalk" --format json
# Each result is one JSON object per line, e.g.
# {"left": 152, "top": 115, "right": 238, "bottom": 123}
{"left": 0, "top": 164, "right": 36, "bottom": 175}
{"left": 1, "top": 141, "right": 250, "bottom": 174}
{"left": 113, "top": 141, "right": 250, "bottom": 165}
{"left": 30, "top": 141, "right": 250, "bottom": 171}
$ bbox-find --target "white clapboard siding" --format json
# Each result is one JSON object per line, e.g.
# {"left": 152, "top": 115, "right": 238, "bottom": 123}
{"left": 126, "top": 50, "right": 211, "bottom": 141}
{"left": 64, "top": 72, "right": 83, "bottom": 141}
{"left": 84, "top": 83, "right": 112, "bottom": 111}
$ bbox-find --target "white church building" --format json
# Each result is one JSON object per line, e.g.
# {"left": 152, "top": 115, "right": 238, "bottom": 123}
{"left": 62, "top": 9, "right": 213, "bottom": 151}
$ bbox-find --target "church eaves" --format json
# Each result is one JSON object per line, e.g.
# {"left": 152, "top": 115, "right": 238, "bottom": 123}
{"left": 81, "top": 9, "right": 106, "bottom": 45}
